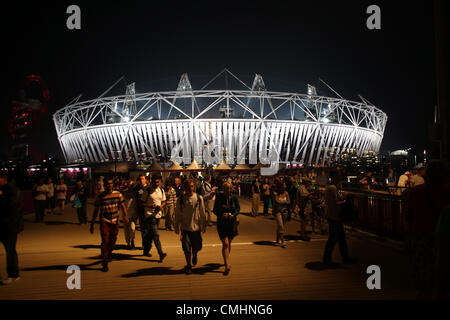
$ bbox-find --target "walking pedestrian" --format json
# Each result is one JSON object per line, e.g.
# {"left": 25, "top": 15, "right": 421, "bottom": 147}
{"left": 262, "top": 177, "right": 271, "bottom": 216}
{"left": 73, "top": 179, "right": 88, "bottom": 224}
{"left": 272, "top": 180, "right": 291, "bottom": 248}
{"left": 55, "top": 178, "right": 67, "bottom": 215}
{"left": 201, "top": 175, "right": 217, "bottom": 226}
{"left": 175, "top": 179, "right": 207, "bottom": 274}
{"left": 45, "top": 177, "right": 56, "bottom": 215}
{"left": 90, "top": 178, "right": 129, "bottom": 272}
{"left": 32, "top": 178, "right": 48, "bottom": 222}
{"left": 124, "top": 179, "right": 139, "bottom": 250}
{"left": 251, "top": 176, "right": 262, "bottom": 217}
{"left": 133, "top": 174, "right": 149, "bottom": 250}
{"left": 322, "top": 171, "right": 357, "bottom": 266}
{"left": 213, "top": 182, "right": 240, "bottom": 275}
{"left": 173, "top": 177, "right": 183, "bottom": 198}
{"left": 296, "top": 179, "right": 312, "bottom": 241}
{"left": 164, "top": 183, "right": 177, "bottom": 231}
{"left": 141, "top": 175, "right": 167, "bottom": 262}
{"left": 0, "top": 173, "right": 24, "bottom": 284}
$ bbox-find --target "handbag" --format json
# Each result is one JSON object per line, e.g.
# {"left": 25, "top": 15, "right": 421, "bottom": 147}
{"left": 72, "top": 195, "right": 82, "bottom": 209}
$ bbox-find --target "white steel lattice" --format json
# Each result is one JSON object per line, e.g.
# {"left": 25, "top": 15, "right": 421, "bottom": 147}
{"left": 53, "top": 71, "right": 387, "bottom": 165}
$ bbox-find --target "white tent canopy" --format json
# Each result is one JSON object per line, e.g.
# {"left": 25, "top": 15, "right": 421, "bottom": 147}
{"left": 186, "top": 159, "right": 202, "bottom": 170}
{"left": 215, "top": 160, "right": 232, "bottom": 170}
{"left": 149, "top": 161, "right": 164, "bottom": 171}
{"left": 168, "top": 161, "right": 183, "bottom": 171}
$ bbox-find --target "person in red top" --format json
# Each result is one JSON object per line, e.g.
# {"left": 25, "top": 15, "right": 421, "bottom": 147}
{"left": 405, "top": 159, "right": 450, "bottom": 299}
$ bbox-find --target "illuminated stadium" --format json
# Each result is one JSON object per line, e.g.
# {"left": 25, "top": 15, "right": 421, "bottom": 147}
{"left": 53, "top": 69, "right": 387, "bottom": 167}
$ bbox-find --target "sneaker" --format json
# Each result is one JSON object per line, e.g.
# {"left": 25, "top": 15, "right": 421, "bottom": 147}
{"left": 1, "top": 277, "right": 20, "bottom": 285}
{"left": 143, "top": 251, "right": 152, "bottom": 257}
{"left": 192, "top": 254, "right": 198, "bottom": 266}
{"left": 159, "top": 253, "right": 167, "bottom": 263}
{"left": 101, "top": 262, "right": 109, "bottom": 272}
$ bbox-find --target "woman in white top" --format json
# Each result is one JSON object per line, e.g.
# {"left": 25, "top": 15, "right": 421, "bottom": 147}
{"left": 33, "top": 178, "right": 48, "bottom": 222}
{"left": 45, "top": 177, "right": 56, "bottom": 215}
{"left": 272, "top": 181, "right": 291, "bottom": 248}
{"left": 55, "top": 178, "right": 68, "bottom": 215}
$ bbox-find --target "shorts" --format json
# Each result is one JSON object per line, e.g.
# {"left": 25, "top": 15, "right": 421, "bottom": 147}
{"left": 181, "top": 230, "right": 203, "bottom": 254}
{"left": 217, "top": 217, "right": 239, "bottom": 240}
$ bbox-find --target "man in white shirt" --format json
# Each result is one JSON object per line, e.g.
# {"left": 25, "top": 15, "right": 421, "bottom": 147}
{"left": 175, "top": 179, "right": 207, "bottom": 274}
{"left": 397, "top": 171, "right": 411, "bottom": 195}
{"left": 410, "top": 168, "right": 425, "bottom": 187}
{"left": 142, "top": 175, "right": 167, "bottom": 262}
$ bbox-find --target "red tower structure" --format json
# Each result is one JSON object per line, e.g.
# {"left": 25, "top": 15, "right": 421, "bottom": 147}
{"left": 8, "top": 75, "right": 50, "bottom": 162}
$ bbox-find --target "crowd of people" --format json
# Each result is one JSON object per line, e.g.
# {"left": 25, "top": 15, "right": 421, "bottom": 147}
{"left": 1, "top": 161, "right": 450, "bottom": 299}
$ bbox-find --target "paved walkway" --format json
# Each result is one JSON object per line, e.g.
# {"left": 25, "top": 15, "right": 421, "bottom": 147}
{"left": 0, "top": 197, "right": 415, "bottom": 299}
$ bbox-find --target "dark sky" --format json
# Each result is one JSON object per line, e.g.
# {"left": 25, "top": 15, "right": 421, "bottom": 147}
{"left": 2, "top": 0, "right": 438, "bottom": 161}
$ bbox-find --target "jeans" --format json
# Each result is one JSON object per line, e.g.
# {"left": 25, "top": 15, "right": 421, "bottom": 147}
{"left": 323, "top": 219, "right": 349, "bottom": 263}
{"left": 164, "top": 205, "right": 175, "bottom": 229}
{"left": 77, "top": 203, "right": 87, "bottom": 224}
{"left": 262, "top": 195, "right": 270, "bottom": 215}
{"left": 141, "top": 217, "right": 163, "bottom": 256}
{"left": 252, "top": 193, "right": 260, "bottom": 216}
{"left": 0, "top": 228, "right": 19, "bottom": 278}
{"left": 100, "top": 220, "right": 119, "bottom": 261}
{"left": 34, "top": 200, "right": 46, "bottom": 222}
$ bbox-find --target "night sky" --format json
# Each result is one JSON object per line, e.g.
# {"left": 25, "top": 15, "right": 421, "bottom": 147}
{"left": 2, "top": 0, "right": 438, "bottom": 161}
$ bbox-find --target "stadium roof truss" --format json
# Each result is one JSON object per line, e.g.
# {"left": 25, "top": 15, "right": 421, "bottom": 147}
{"left": 53, "top": 69, "right": 387, "bottom": 166}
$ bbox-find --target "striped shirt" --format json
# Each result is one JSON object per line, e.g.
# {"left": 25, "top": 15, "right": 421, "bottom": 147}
{"left": 95, "top": 190, "right": 124, "bottom": 223}
{"left": 166, "top": 188, "right": 177, "bottom": 207}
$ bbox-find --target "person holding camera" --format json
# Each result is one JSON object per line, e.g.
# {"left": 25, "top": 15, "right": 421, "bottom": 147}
{"left": 141, "top": 175, "right": 167, "bottom": 262}
{"left": 213, "top": 182, "right": 240, "bottom": 275}
{"left": 322, "top": 171, "right": 357, "bottom": 266}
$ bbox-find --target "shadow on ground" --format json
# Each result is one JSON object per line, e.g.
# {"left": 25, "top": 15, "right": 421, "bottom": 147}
{"left": 82, "top": 252, "right": 163, "bottom": 263}
{"left": 74, "top": 244, "right": 134, "bottom": 251}
{"left": 121, "top": 263, "right": 223, "bottom": 277}
{"left": 253, "top": 241, "right": 277, "bottom": 246}
{"left": 44, "top": 221, "right": 80, "bottom": 226}
{"left": 304, "top": 261, "right": 348, "bottom": 271}
{"left": 21, "top": 261, "right": 103, "bottom": 272}
{"left": 284, "top": 235, "right": 311, "bottom": 241}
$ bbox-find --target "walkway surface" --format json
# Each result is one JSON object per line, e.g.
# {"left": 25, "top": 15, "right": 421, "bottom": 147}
{"left": 0, "top": 197, "right": 415, "bottom": 300}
